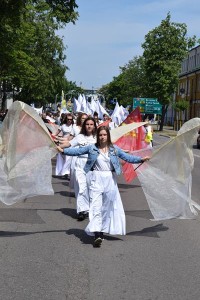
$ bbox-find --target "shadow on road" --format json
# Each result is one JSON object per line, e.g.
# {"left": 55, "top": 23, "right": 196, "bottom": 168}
{"left": 0, "top": 229, "right": 67, "bottom": 237}
{"left": 65, "top": 228, "right": 94, "bottom": 245}
{"left": 0, "top": 228, "right": 125, "bottom": 243}
{"left": 118, "top": 183, "right": 141, "bottom": 189}
{"left": 57, "top": 207, "right": 77, "bottom": 219}
{"left": 38, "top": 207, "right": 77, "bottom": 219}
{"left": 127, "top": 223, "right": 168, "bottom": 238}
{"left": 0, "top": 208, "right": 45, "bottom": 224}
{"left": 65, "top": 228, "right": 123, "bottom": 245}
{"left": 125, "top": 209, "right": 153, "bottom": 219}
{"left": 54, "top": 191, "right": 75, "bottom": 197}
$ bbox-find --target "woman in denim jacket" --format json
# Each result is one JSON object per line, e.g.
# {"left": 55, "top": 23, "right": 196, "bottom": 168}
{"left": 58, "top": 126, "right": 150, "bottom": 247}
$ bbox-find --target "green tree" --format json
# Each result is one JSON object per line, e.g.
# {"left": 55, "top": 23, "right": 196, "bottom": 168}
{"left": 118, "top": 56, "right": 147, "bottom": 105}
{"left": 142, "top": 12, "right": 196, "bottom": 130}
{"left": 0, "top": 0, "right": 78, "bottom": 109}
{"left": 15, "top": 3, "right": 68, "bottom": 105}
{"left": 173, "top": 99, "right": 189, "bottom": 127}
{"left": 99, "top": 56, "right": 147, "bottom": 109}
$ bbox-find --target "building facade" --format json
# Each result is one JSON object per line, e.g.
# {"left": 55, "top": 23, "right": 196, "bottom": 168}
{"left": 177, "top": 45, "right": 200, "bottom": 120}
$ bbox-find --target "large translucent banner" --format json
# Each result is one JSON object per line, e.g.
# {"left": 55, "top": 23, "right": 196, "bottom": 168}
{"left": 0, "top": 101, "right": 57, "bottom": 205}
{"left": 136, "top": 118, "right": 200, "bottom": 220}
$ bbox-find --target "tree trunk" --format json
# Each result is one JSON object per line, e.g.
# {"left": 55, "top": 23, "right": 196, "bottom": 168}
{"left": 159, "top": 104, "right": 168, "bottom": 131}
{"left": 1, "top": 80, "right": 7, "bottom": 110}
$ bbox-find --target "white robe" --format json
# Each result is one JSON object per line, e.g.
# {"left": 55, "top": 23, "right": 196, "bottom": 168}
{"left": 55, "top": 124, "right": 74, "bottom": 176}
{"left": 69, "top": 134, "right": 96, "bottom": 213}
{"left": 85, "top": 152, "right": 126, "bottom": 236}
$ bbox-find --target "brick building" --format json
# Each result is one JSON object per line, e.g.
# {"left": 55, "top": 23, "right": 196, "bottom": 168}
{"left": 177, "top": 45, "right": 200, "bottom": 120}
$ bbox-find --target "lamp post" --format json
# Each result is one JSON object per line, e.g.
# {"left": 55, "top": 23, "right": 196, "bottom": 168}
{"left": 97, "top": 93, "right": 105, "bottom": 107}
{"left": 180, "top": 88, "right": 185, "bottom": 96}
{"left": 54, "top": 93, "right": 58, "bottom": 110}
{"left": 113, "top": 97, "right": 117, "bottom": 104}
{"left": 175, "top": 88, "right": 186, "bottom": 130}
{"left": 66, "top": 90, "right": 75, "bottom": 99}
{"left": 65, "top": 90, "right": 75, "bottom": 112}
{"left": 180, "top": 88, "right": 186, "bottom": 123}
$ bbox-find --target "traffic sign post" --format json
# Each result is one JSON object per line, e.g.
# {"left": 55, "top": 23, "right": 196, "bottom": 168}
{"left": 133, "top": 98, "right": 162, "bottom": 114}
{"left": 133, "top": 98, "right": 145, "bottom": 113}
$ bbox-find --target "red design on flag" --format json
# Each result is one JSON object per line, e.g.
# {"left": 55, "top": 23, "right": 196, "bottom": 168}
{"left": 97, "top": 120, "right": 111, "bottom": 128}
{"left": 114, "top": 107, "right": 148, "bottom": 182}
{"left": 122, "top": 106, "right": 141, "bottom": 124}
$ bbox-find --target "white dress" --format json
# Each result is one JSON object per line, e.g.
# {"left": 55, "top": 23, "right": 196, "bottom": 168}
{"left": 69, "top": 126, "right": 81, "bottom": 187}
{"left": 55, "top": 124, "right": 74, "bottom": 176}
{"left": 60, "top": 124, "right": 75, "bottom": 137}
{"left": 85, "top": 152, "right": 126, "bottom": 236}
{"left": 69, "top": 134, "right": 96, "bottom": 213}
{"left": 72, "top": 125, "right": 81, "bottom": 137}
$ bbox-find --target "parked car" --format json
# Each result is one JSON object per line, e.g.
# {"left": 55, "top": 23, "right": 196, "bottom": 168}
{"left": 197, "top": 130, "right": 200, "bottom": 149}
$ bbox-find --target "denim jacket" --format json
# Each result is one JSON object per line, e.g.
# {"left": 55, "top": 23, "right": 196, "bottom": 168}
{"left": 63, "top": 144, "right": 142, "bottom": 175}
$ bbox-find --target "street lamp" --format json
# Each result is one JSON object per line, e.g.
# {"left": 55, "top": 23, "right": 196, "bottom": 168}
{"left": 113, "top": 97, "right": 117, "bottom": 104}
{"left": 180, "top": 88, "right": 185, "bottom": 96}
{"left": 66, "top": 90, "right": 75, "bottom": 100}
{"left": 54, "top": 93, "right": 58, "bottom": 110}
{"left": 97, "top": 93, "right": 105, "bottom": 107}
{"left": 65, "top": 90, "right": 75, "bottom": 112}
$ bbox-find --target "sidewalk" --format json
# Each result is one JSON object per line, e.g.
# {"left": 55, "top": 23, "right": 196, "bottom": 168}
{"left": 152, "top": 124, "right": 177, "bottom": 137}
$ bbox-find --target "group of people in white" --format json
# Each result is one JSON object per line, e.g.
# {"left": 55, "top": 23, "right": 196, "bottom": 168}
{"left": 38, "top": 96, "right": 151, "bottom": 248}
{"left": 1, "top": 99, "right": 199, "bottom": 247}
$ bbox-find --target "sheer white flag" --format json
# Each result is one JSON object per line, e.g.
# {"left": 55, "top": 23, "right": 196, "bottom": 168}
{"left": 34, "top": 107, "right": 43, "bottom": 114}
{"left": 111, "top": 102, "right": 120, "bottom": 118}
{"left": 0, "top": 101, "right": 57, "bottom": 205}
{"left": 112, "top": 105, "right": 126, "bottom": 125}
{"left": 135, "top": 118, "right": 200, "bottom": 220}
{"left": 95, "top": 100, "right": 108, "bottom": 119}
{"left": 80, "top": 94, "right": 87, "bottom": 113}
{"left": 73, "top": 98, "right": 81, "bottom": 113}
{"left": 90, "top": 98, "right": 98, "bottom": 115}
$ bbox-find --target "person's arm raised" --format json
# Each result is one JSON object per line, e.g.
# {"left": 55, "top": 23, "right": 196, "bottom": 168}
{"left": 57, "top": 144, "right": 91, "bottom": 156}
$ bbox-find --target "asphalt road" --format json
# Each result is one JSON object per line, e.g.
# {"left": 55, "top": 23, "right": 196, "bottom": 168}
{"left": 0, "top": 134, "right": 200, "bottom": 300}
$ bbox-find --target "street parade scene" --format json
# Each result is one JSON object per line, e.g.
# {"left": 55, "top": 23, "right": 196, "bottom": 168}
{"left": 0, "top": 1, "right": 200, "bottom": 300}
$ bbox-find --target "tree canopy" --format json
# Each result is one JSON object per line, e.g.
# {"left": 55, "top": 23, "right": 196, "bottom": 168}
{"left": 0, "top": 0, "right": 79, "bottom": 108}
{"left": 142, "top": 12, "right": 196, "bottom": 130}
{"left": 99, "top": 56, "right": 147, "bottom": 109}
{"left": 100, "top": 13, "right": 198, "bottom": 128}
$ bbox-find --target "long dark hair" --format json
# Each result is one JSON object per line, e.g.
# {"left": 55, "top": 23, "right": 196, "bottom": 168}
{"left": 76, "top": 112, "right": 88, "bottom": 127}
{"left": 96, "top": 126, "right": 113, "bottom": 147}
{"left": 80, "top": 116, "right": 97, "bottom": 136}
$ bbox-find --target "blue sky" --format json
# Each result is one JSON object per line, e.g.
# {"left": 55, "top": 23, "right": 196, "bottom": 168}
{"left": 59, "top": 0, "right": 200, "bottom": 90}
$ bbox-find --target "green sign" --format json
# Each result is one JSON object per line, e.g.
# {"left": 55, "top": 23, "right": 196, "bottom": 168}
{"left": 133, "top": 98, "right": 146, "bottom": 113}
{"left": 133, "top": 98, "right": 162, "bottom": 114}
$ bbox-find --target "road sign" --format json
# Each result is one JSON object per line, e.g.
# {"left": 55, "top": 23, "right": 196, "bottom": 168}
{"left": 133, "top": 98, "right": 162, "bottom": 114}
{"left": 133, "top": 98, "right": 146, "bottom": 113}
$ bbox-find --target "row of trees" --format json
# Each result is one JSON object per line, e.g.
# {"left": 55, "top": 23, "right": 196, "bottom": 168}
{"left": 99, "top": 13, "right": 198, "bottom": 130}
{"left": 1, "top": 5, "right": 199, "bottom": 130}
{"left": 0, "top": 0, "right": 81, "bottom": 109}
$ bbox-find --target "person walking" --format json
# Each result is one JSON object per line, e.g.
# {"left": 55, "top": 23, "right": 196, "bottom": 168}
{"left": 73, "top": 112, "right": 88, "bottom": 136}
{"left": 58, "top": 116, "right": 97, "bottom": 221}
{"left": 144, "top": 122, "right": 154, "bottom": 147}
{"left": 57, "top": 126, "right": 150, "bottom": 247}
{"left": 55, "top": 113, "right": 75, "bottom": 179}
